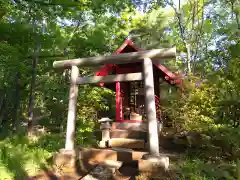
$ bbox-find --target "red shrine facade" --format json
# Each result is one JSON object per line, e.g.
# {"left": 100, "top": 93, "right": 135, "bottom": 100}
{"left": 95, "top": 40, "right": 180, "bottom": 123}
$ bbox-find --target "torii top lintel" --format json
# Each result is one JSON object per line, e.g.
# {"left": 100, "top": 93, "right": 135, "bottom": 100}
{"left": 95, "top": 39, "right": 180, "bottom": 86}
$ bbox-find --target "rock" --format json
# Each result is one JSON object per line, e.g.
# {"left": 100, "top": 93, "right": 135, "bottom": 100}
{"left": 82, "top": 165, "right": 114, "bottom": 180}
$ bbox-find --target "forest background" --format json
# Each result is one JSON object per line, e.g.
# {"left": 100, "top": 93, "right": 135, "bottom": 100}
{"left": 0, "top": 0, "right": 239, "bottom": 179}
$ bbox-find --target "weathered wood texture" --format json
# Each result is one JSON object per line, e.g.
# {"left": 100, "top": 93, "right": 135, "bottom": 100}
{"left": 76, "top": 72, "right": 143, "bottom": 85}
{"left": 143, "top": 58, "right": 160, "bottom": 156}
{"left": 65, "top": 66, "right": 79, "bottom": 150}
{"left": 53, "top": 48, "right": 176, "bottom": 68}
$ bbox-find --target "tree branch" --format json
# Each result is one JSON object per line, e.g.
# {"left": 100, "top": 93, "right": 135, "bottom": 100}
{"left": 21, "top": 0, "right": 87, "bottom": 7}
{"left": 234, "top": 11, "right": 240, "bottom": 29}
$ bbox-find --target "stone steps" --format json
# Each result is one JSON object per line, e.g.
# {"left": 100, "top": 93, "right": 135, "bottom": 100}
{"left": 51, "top": 147, "right": 174, "bottom": 180}
{"left": 96, "top": 121, "right": 149, "bottom": 149}
{"left": 111, "top": 122, "right": 148, "bottom": 132}
{"left": 110, "top": 129, "right": 147, "bottom": 140}
{"left": 108, "top": 138, "right": 145, "bottom": 149}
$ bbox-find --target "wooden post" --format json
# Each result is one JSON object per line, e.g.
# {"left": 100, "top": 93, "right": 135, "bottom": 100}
{"left": 115, "top": 66, "right": 122, "bottom": 122}
{"left": 65, "top": 66, "right": 79, "bottom": 150}
{"left": 143, "top": 58, "right": 160, "bottom": 156}
{"left": 116, "top": 82, "right": 121, "bottom": 122}
{"left": 76, "top": 72, "right": 143, "bottom": 85}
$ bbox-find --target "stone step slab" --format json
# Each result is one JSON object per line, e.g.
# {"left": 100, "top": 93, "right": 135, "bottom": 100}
{"left": 111, "top": 122, "right": 148, "bottom": 132}
{"left": 108, "top": 138, "right": 145, "bottom": 149}
{"left": 110, "top": 129, "right": 147, "bottom": 140}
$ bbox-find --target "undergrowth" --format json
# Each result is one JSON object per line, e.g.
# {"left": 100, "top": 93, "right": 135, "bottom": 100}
{"left": 0, "top": 130, "right": 97, "bottom": 180}
{"left": 0, "top": 135, "right": 50, "bottom": 179}
{"left": 174, "top": 157, "right": 238, "bottom": 180}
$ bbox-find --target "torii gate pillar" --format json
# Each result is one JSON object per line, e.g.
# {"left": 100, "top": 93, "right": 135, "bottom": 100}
{"left": 143, "top": 58, "right": 160, "bottom": 156}
{"left": 65, "top": 66, "right": 79, "bottom": 150}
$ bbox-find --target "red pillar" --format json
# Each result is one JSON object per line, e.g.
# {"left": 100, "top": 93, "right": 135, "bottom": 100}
{"left": 116, "top": 82, "right": 122, "bottom": 122}
{"left": 115, "top": 65, "right": 123, "bottom": 122}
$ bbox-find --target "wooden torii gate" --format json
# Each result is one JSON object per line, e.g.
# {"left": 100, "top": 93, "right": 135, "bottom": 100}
{"left": 53, "top": 47, "right": 176, "bottom": 157}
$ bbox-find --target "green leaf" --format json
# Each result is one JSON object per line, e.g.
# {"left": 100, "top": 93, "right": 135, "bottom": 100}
{"left": 229, "top": 43, "right": 240, "bottom": 58}
{"left": 203, "top": 19, "right": 212, "bottom": 34}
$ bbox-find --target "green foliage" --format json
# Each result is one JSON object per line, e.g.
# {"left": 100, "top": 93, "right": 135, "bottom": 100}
{"left": 165, "top": 59, "right": 240, "bottom": 128}
{"left": 130, "top": 8, "right": 172, "bottom": 49}
{"left": 162, "top": 59, "right": 240, "bottom": 167}
{"left": 0, "top": 135, "right": 51, "bottom": 179}
{"left": 34, "top": 133, "right": 65, "bottom": 152}
{"left": 0, "top": 129, "right": 97, "bottom": 178}
{"left": 176, "top": 158, "right": 237, "bottom": 180}
{"left": 0, "top": 0, "right": 240, "bottom": 178}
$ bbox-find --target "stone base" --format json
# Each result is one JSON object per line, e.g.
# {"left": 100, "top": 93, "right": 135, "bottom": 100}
{"left": 78, "top": 147, "right": 147, "bottom": 162}
{"left": 52, "top": 149, "right": 76, "bottom": 170}
{"left": 141, "top": 154, "right": 170, "bottom": 170}
{"left": 51, "top": 147, "right": 169, "bottom": 179}
{"left": 98, "top": 140, "right": 108, "bottom": 148}
{"left": 93, "top": 159, "right": 169, "bottom": 173}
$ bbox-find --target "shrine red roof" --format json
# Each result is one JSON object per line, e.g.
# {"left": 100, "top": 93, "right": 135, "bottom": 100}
{"left": 95, "top": 39, "right": 181, "bottom": 86}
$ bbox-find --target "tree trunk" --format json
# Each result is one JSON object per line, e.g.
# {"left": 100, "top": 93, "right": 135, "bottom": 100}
{"left": 0, "top": 72, "right": 11, "bottom": 128}
{"left": 170, "top": 0, "right": 192, "bottom": 74}
{"left": 186, "top": 43, "right": 192, "bottom": 74}
{"left": 234, "top": 11, "right": 240, "bottom": 29}
{"left": 12, "top": 72, "right": 21, "bottom": 132}
{"left": 28, "top": 56, "right": 38, "bottom": 136}
{"left": 0, "top": 96, "right": 7, "bottom": 127}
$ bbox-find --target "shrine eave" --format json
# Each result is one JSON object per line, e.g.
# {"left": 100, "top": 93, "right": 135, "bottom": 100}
{"left": 95, "top": 39, "right": 181, "bottom": 87}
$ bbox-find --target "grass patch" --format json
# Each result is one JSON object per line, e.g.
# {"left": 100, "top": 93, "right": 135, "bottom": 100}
{"left": 0, "top": 135, "right": 51, "bottom": 179}
{"left": 0, "top": 130, "right": 97, "bottom": 179}
{"left": 173, "top": 157, "right": 238, "bottom": 180}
